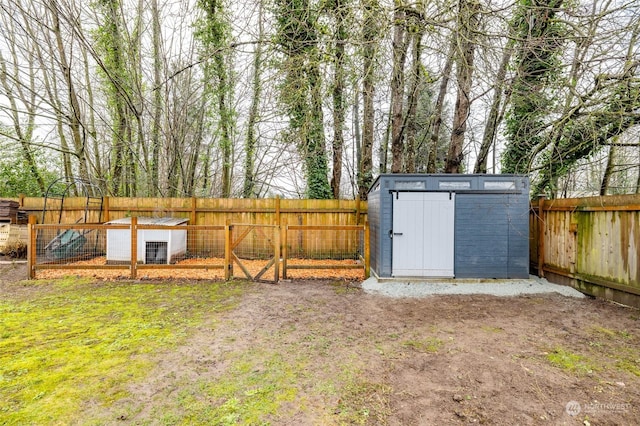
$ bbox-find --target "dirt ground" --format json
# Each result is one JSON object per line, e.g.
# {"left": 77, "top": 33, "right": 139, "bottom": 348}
{"left": 2, "top": 260, "right": 639, "bottom": 425}
{"left": 0, "top": 256, "right": 28, "bottom": 285}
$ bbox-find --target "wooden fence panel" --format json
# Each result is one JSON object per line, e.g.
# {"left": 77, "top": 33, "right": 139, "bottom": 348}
{"left": 544, "top": 210, "right": 577, "bottom": 273}
{"left": 532, "top": 194, "right": 640, "bottom": 308}
{"left": 576, "top": 210, "right": 639, "bottom": 287}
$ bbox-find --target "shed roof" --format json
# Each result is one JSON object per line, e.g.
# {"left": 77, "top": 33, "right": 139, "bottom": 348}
{"left": 105, "top": 217, "right": 188, "bottom": 226}
{"left": 368, "top": 173, "right": 529, "bottom": 194}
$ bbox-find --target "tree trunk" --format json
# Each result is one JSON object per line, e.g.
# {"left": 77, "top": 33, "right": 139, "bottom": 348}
{"left": 218, "top": 73, "right": 233, "bottom": 198}
{"left": 82, "top": 45, "right": 103, "bottom": 188}
{"left": 307, "top": 52, "right": 333, "bottom": 199}
{"left": 274, "top": 0, "right": 332, "bottom": 199}
{"left": 600, "top": 145, "right": 616, "bottom": 195}
{"left": 502, "top": 0, "right": 565, "bottom": 176}
{"left": 330, "top": 0, "right": 347, "bottom": 199}
{"left": 243, "top": 0, "right": 264, "bottom": 198}
{"left": 353, "top": 89, "right": 362, "bottom": 196}
{"left": 50, "top": 1, "right": 90, "bottom": 184}
{"left": 445, "top": 0, "right": 479, "bottom": 174}
{"left": 390, "top": 5, "right": 410, "bottom": 173}
{"left": 0, "top": 50, "right": 45, "bottom": 193}
{"left": 427, "top": 37, "right": 455, "bottom": 173}
{"left": 636, "top": 148, "right": 640, "bottom": 194}
{"left": 358, "top": 0, "right": 378, "bottom": 200}
{"left": 474, "top": 42, "right": 512, "bottom": 174}
{"left": 404, "top": 24, "right": 424, "bottom": 173}
{"left": 150, "top": 0, "right": 163, "bottom": 196}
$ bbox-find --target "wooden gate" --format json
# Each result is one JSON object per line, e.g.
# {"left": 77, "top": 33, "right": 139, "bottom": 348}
{"left": 226, "top": 223, "right": 280, "bottom": 283}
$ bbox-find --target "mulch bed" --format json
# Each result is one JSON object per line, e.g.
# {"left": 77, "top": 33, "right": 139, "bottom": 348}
{"left": 35, "top": 256, "right": 365, "bottom": 281}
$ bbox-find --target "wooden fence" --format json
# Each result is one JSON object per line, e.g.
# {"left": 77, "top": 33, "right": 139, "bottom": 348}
{"left": 13, "top": 196, "right": 368, "bottom": 282}
{"left": 13, "top": 196, "right": 367, "bottom": 257}
{"left": 8, "top": 194, "right": 640, "bottom": 307}
{"left": 531, "top": 194, "right": 640, "bottom": 308}
{"left": 13, "top": 196, "right": 366, "bottom": 225}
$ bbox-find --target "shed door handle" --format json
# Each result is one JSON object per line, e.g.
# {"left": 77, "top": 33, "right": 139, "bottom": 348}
{"left": 393, "top": 232, "right": 403, "bottom": 236}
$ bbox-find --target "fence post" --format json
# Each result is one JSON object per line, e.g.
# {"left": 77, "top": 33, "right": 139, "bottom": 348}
{"left": 275, "top": 196, "right": 281, "bottom": 227}
{"left": 537, "top": 195, "right": 546, "bottom": 278}
{"left": 282, "top": 221, "right": 288, "bottom": 280}
{"left": 187, "top": 197, "right": 198, "bottom": 254}
{"left": 355, "top": 195, "right": 361, "bottom": 225}
{"left": 190, "top": 196, "right": 197, "bottom": 225}
{"left": 275, "top": 195, "right": 281, "bottom": 282}
{"left": 225, "top": 219, "right": 232, "bottom": 280}
{"left": 364, "top": 218, "right": 370, "bottom": 279}
{"left": 274, "top": 225, "right": 280, "bottom": 283}
{"left": 103, "top": 196, "right": 110, "bottom": 223}
{"left": 27, "top": 215, "right": 36, "bottom": 279}
{"left": 131, "top": 216, "right": 137, "bottom": 279}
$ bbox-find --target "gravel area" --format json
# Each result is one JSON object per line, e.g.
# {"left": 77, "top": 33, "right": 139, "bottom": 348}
{"left": 361, "top": 275, "right": 586, "bottom": 298}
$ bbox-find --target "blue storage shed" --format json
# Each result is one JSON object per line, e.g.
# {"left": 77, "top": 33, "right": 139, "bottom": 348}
{"left": 367, "top": 174, "right": 530, "bottom": 279}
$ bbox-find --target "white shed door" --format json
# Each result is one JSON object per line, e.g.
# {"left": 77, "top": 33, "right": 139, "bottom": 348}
{"left": 392, "top": 192, "right": 455, "bottom": 277}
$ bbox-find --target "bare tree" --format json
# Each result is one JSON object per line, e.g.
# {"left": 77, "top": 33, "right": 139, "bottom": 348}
{"left": 474, "top": 42, "right": 513, "bottom": 174}
{"left": 445, "top": 0, "right": 479, "bottom": 174}
{"left": 389, "top": 4, "right": 410, "bottom": 173}
{"left": 426, "top": 36, "right": 455, "bottom": 173}
{"left": 403, "top": 8, "right": 426, "bottom": 173}
{"left": 330, "top": 0, "right": 348, "bottom": 198}
{"left": 358, "top": 0, "right": 379, "bottom": 199}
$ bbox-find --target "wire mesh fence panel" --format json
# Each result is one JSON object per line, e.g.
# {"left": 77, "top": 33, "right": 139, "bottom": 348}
{"left": 36, "top": 225, "right": 107, "bottom": 265}
{"left": 30, "top": 222, "right": 366, "bottom": 281}
{"left": 283, "top": 226, "right": 365, "bottom": 280}
{"left": 33, "top": 224, "right": 127, "bottom": 280}
{"left": 136, "top": 225, "right": 226, "bottom": 280}
{"left": 184, "top": 226, "right": 226, "bottom": 259}
{"left": 32, "top": 223, "right": 227, "bottom": 280}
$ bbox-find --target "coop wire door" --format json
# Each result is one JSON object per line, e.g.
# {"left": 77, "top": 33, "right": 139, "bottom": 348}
{"left": 392, "top": 192, "right": 455, "bottom": 277}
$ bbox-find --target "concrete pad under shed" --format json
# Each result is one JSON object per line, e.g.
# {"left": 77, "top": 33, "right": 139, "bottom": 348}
{"left": 361, "top": 275, "right": 586, "bottom": 298}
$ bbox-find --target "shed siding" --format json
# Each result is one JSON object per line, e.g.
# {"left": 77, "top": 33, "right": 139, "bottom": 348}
{"left": 455, "top": 194, "right": 510, "bottom": 278}
{"left": 368, "top": 186, "right": 381, "bottom": 276}
{"left": 380, "top": 190, "right": 393, "bottom": 276}
{"left": 507, "top": 193, "right": 530, "bottom": 278}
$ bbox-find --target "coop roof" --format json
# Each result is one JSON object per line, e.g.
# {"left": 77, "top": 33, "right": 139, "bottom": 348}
{"left": 105, "top": 217, "right": 188, "bottom": 226}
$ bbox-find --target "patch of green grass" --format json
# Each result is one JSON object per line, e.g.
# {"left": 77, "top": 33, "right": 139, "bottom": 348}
{"left": 333, "top": 364, "right": 391, "bottom": 425}
{"left": 402, "top": 337, "right": 443, "bottom": 353}
{"left": 151, "top": 347, "right": 305, "bottom": 425}
{"left": 335, "top": 380, "right": 391, "bottom": 425}
{"left": 329, "top": 280, "right": 360, "bottom": 295}
{"left": 0, "top": 279, "right": 247, "bottom": 424}
{"left": 206, "top": 352, "right": 300, "bottom": 424}
{"left": 481, "top": 325, "right": 504, "bottom": 333}
{"left": 590, "top": 325, "right": 634, "bottom": 340}
{"left": 545, "top": 347, "right": 600, "bottom": 375}
{"left": 585, "top": 325, "right": 640, "bottom": 377}
{"left": 589, "top": 325, "right": 617, "bottom": 338}
{"left": 149, "top": 321, "right": 392, "bottom": 425}
{"left": 615, "top": 358, "right": 640, "bottom": 377}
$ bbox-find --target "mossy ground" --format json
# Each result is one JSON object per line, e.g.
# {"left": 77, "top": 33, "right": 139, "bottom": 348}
{"left": 0, "top": 277, "right": 247, "bottom": 424}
